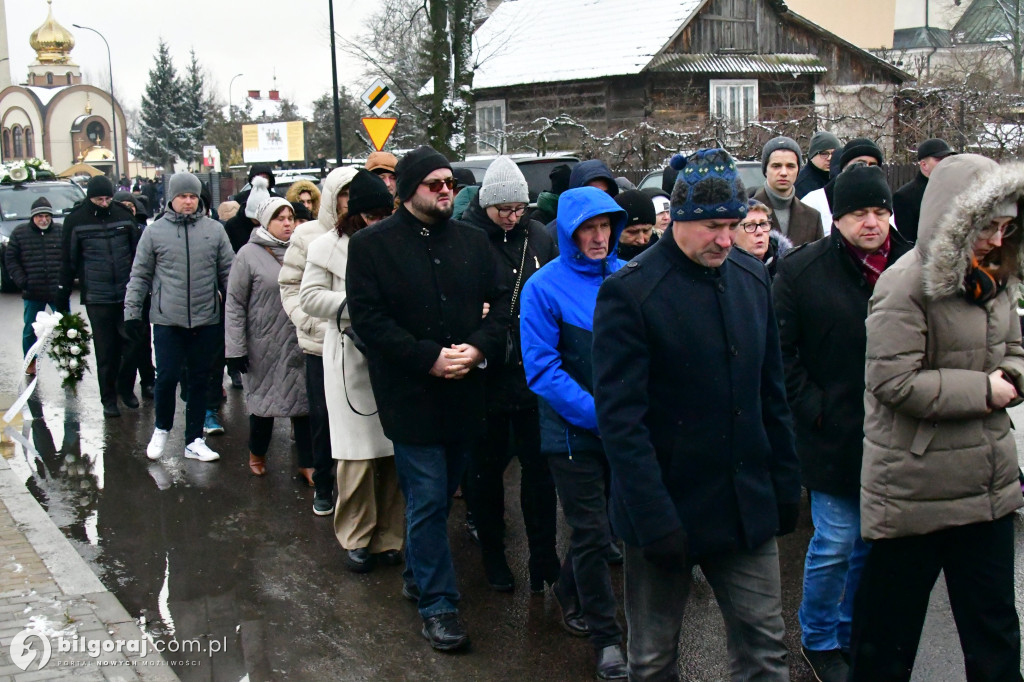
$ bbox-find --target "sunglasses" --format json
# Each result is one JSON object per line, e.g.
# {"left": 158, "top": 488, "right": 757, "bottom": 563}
{"left": 420, "top": 177, "right": 456, "bottom": 193}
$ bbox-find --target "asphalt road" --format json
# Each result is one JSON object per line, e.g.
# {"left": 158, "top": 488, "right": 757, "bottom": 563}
{"left": 0, "top": 291, "right": 1022, "bottom": 681}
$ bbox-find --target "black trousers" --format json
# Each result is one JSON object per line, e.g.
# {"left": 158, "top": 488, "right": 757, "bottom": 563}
{"left": 305, "top": 354, "right": 334, "bottom": 497}
{"left": 850, "top": 514, "right": 1022, "bottom": 682}
{"left": 248, "top": 414, "right": 313, "bottom": 466}
{"left": 132, "top": 296, "right": 155, "bottom": 388}
{"left": 86, "top": 302, "right": 137, "bottom": 406}
{"left": 467, "top": 408, "right": 557, "bottom": 563}
{"left": 547, "top": 449, "right": 622, "bottom": 650}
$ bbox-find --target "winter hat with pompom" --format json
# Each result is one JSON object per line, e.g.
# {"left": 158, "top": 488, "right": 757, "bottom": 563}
{"left": 245, "top": 175, "right": 270, "bottom": 220}
{"left": 669, "top": 149, "right": 748, "bottom": 222}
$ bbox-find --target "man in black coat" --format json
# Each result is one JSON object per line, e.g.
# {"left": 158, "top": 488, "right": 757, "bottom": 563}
{"left": 773, "top": 163, "right": 910, "bottom": 682}
{"left": 5, "top": 197, "right": 68, "bottom": 374}
{"left": 59, "top": 175, "right": 140, "bottom": 417}
{"left": 347, "top": 146, "right": 510, "bottom": 653}
{"left": 593, "top": 149, "right": 800, "bottom": 680}
{"left": 458, "top": 157, "right": 559, "bottom": 594}
{"left": 892, "top": 138, "right": 955, "bottom": 243}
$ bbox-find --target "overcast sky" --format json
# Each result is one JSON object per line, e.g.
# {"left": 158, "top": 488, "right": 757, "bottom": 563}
{"left": 6, "top": 0, "right": 379, "bottom": 113}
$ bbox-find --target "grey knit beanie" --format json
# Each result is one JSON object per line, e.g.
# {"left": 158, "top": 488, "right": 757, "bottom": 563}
{"left": 761, "top": 136, "right": 803, "bottom": 174}
{"left": 808, "top": 131, "right": 841, "bottom": 160}
{"left": 479, "top": 156, "right": 528, "bottom": 207}
{"left": 168, "top": 172, "right": 202, "bottom": 202}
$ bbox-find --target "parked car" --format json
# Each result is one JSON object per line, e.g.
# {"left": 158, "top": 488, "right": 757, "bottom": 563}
{"left": 0, "top": 179, "right": 86, "bottom": 292}
{"left": 638, "top": 160, "right": 766, "bottom": 195}
{"left": 452, "top": 155, "right": 579, "bottom": 202}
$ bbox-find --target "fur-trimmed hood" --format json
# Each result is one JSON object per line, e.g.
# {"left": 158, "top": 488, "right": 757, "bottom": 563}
{"left": 920, "top": 154, "right": 1024, "bottom": 298}
{"left": 285, "top": 179, "right": 321, "bottom": 218}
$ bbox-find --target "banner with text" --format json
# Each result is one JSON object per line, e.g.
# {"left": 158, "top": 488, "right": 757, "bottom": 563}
{"left": 242, "top": 121, "right": 305, "bottom": 163}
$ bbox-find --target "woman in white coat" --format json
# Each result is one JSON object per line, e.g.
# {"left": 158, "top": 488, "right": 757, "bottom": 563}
{"left": 299, "top": 169, "right": 403, "bottom": 573}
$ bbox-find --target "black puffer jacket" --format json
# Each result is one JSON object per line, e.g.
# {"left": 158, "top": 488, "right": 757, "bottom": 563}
{"left": 5, "top": 220, "right": 64, "bottom": 303}
{"left": 59, "top": 201, "right": 138, "bottom": 305}
{"left": 461, "top": 195, "right": 557, "bottom": 412}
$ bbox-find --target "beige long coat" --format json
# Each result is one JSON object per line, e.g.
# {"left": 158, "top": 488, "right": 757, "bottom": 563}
{"left": 862, "top": 154, "right": 1024, "bottom": 540}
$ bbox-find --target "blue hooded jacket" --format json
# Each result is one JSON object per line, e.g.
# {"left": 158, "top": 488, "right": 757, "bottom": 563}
{"left": 520, "top": 187, "right": 626, "bottom": 454}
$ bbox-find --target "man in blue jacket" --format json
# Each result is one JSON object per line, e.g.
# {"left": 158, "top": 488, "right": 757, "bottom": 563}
{"left": 593, "top": 149, "right": 801, "bottom": 681}
{"left": 544, "top": 159, "right": 619, "bottom": 244}
{"left": 520, "top": 186, "right": 628, "bottom": 681}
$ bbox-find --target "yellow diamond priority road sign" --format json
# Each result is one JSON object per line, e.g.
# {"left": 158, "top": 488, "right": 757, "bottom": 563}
{"left": 361, "top": 79, "right": 396, "bottom": 116}
{"left": 362, "top": 118, "right": 397, "bottom": 151}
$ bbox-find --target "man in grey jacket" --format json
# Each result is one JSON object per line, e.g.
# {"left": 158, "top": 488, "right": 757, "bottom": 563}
{"left": 125, "top": 172, "right": 234, "bottom": 463}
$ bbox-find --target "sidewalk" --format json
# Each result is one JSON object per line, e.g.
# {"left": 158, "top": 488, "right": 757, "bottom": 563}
{"left": 0, "top": 437, "right": 178, "bottom": 681}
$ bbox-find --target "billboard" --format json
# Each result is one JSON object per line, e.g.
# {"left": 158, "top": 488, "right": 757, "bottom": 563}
{"left": 242, "top": 121, "right": 305, "bottom": 163}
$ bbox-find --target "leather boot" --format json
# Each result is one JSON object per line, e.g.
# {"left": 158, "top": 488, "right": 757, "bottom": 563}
{"left": 249, "top": 453, "right": 266, "bottom": 476}
{"left": 481, "top": 547, "right": 514, "bottom": 592}
{"left": 595, "top": 645, "right": 627, "bottom": 680}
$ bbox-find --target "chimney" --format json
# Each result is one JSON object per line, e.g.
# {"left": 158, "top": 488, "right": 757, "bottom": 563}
{"left": 268, "top": 89, "right": 280, "bottom": 101}
{"left": 247, "top": 89, "right": 260, "bottom": 99}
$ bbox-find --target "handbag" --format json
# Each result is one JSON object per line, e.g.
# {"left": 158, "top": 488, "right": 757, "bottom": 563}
{"left": 336, "top": 297, "right": 376, "bottom": 416}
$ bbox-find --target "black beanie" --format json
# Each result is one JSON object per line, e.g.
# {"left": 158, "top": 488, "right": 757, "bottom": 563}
{"left": 30, "top": 196, "right": 53, "bottom": 216}
{"left": 832, "top": 164, "right": 892, "bottom": 220}
{"left": 838, "top": 138, "right": 883, "bottom": 170}
{"left": 248, "top": 164, "right": 276, "bottom": 190}
{"left": 87, "top": 175, "right": 115, "bottom": 198}
{"left": 549, "top": 164, "right": 572, "bottom": 194}
{"left": 290, "top": 201, "right": 314, "bottom": 222}
{"left": 615, "top": 189, "right": 657, "bottom": 227}
{"left": 348, "top": 168, "right": 395, "bottom": 215}
{"left": 661, "top": 164, "right": 677, "bottom": 194}
{"left": 395, "top": 146, "right": 452, "bottom": 201}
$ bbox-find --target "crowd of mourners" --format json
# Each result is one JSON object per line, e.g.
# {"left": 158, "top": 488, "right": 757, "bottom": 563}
{"left": 5, "top": 130, "right": 1024, "bottom": 682}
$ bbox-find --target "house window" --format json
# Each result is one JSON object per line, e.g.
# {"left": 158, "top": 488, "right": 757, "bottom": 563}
{"left": 66, "top": 72, "right": 73, "bottom": 85}
{"left": 476, "top": 99, "right": 506, "bottom": 154}
{"left": 2, "top": 129, "right": 9, "bottom": 159}
{"left": 709, "top": 79, "right": 758, "bottom": 126}
{"left": 24, "top": 127, "right": 33, "bottom": 157}
{"left": 12, "top": 126, "right": 23, "bottom": 158}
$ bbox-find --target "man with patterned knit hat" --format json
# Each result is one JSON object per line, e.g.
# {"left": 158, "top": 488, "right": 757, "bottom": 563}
{"left": 593, "top": 148, "right": 800, "bottom": 681}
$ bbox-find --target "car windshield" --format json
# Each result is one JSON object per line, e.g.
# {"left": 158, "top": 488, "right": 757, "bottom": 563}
{"left": 0, "top": 184, "right": 84, "bottom": 220}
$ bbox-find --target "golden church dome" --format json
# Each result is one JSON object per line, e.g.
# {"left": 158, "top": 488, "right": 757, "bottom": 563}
{"left": 30, "top": 0, "right": 75, "bottom": 65}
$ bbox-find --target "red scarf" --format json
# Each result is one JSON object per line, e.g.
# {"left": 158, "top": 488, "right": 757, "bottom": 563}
{"left": 842, "top": 233, "right": 891, "bottom": 288}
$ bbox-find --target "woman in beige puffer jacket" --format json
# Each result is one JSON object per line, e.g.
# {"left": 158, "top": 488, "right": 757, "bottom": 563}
{"left": 851, "top": 154, "right": 1024, "bottom": 681}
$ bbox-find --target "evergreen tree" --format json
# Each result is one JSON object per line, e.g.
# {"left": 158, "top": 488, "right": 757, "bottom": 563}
{"left": 133, "top": 40, "right": 185, "bottom": 168}
{"left": 306, "top": 88, "right": 367, "bottom": 161}
{"left": 179, "top": 49, "right": 206, "bottom": 168}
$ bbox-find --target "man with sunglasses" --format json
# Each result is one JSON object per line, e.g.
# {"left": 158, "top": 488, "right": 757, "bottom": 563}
{"left": 772, "top": 163, "right": 911, "bottom": 682}
{"left": 796, "top": 131, "right": 841, "bottom": 199}
{"left": 347, "top": 145, "right": 511, "bottom": 653}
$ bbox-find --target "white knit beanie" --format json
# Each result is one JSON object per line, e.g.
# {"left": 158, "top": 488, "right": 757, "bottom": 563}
{"left": 256, "top": 196, "right": 292, "bottom": 229}
{"left": 479, "top": 156, "right": 528, "bottom": 208}
{"left": 245, "top": 176, "right": 270, "bottom": 220}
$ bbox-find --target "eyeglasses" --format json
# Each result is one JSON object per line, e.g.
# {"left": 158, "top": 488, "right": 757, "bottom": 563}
{"left": 979, "top": 221, "right": 1019, "bottom": 240}
{"left": 815, "top": 150, "right": 834, "bottom": 159}
{"left": 738, "top": 220, "right": 771, "bottom": 233}
{"left": 420, "top": 177, "right": 456, "bottom": 193}
{"left": 494, "top": 205, "right": 527, "bottom": 218}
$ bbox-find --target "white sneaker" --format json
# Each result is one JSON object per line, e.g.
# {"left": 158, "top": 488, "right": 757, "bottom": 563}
{"left": 147, "top": 428, "right": 169, "bottom": 460}
{"left": 184, "top": 438, "right": 220, "bottom": 462}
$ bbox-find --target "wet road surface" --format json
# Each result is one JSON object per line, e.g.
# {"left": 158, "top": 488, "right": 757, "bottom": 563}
{"left": 1, "top": 292, "right": 1022, "bottom": 681}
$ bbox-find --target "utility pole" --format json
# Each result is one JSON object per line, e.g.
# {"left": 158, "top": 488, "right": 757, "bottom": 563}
{"left": 329, "top": 0, "right": 343, "bottom": 166}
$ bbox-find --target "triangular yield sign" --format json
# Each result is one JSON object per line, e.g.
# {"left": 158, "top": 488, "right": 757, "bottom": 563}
{"left": 362, "top": 117, "right": 397, "bottom": 151}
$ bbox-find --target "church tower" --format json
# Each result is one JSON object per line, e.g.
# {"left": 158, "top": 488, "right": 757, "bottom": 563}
{"left": 26, "top": 0, "right": 80, "bottom": 88}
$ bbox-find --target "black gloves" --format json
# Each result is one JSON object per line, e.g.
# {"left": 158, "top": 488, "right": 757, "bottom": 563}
{"left": 55, "top": 298, "right": 71, "bottom": 314}
{"left": 124, "top": 319, "right": 146, "bottom": 343}
{"left": 226, "top": 356, "right": 250, "bottom": 375}
{"left": 642, "top": 527, "right": 688, "bottom": 573}
{"left": 777, "top": 502, "right": 800, "bottom": 536}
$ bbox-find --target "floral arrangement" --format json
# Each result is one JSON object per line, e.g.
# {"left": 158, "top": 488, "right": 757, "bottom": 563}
{"left": 46, "top": 313, "right": 93, "bottom": 390}
{"left": 0, "top": 157, "right": 56, "bottom": 184}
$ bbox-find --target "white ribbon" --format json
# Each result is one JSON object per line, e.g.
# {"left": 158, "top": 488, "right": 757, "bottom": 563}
{"left": 3, "top": 311, "right": 63, "bottom": 424}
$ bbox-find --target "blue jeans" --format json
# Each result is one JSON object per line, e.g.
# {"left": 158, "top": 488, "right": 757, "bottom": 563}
{"left": 23, "top": 299, "right": 55, "bottom": 356}
{"left": 153, "top": 324, "right": 220, "bottom": 443}
{"left": 393, "top": 440, "right": 470, "bottom": 619}
{"left": 799, "top": 490, "right": 870, "bottom": 652}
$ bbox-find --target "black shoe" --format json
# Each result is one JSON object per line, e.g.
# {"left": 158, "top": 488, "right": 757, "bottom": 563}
{"left": 801, "top": 646, "right": 850, "bottom": 682}
{"left": 421, "top": 612, "right": 469, "bottom": 652}
{"left": 465, "top": 519, "right": 480, "bottom": 546}
{"left": 482, "top": 548, "right": 514, "bottom": 592}
{"left": 401, "top": 581, "right": 420, "bottom": 602}
{"left": 345, "top": 547, "right": 375, "bottom": 574}
{"left": 312, "top": 493, "right": 334, "bottom": 516}
{"left": 376, "top": 549, "right": 403, "bottom": 566}
{"left": 606, "top": 541, "right": 623, "bottom": 566}
{"left": 529, "top": 553, "right": 561, "bottom": 594}
{"left": 140, "top": 384, "right": 155, "bottom": 400}
{"left": 102, "top": 402, "right": 121, "bottom": 418}
{"left": 119, "top": 392, "right": 140, "bottom": 409}
{"left": 229, "top": 369, "right": 244, "bottom": 389}
{"left": 595, "top": 645, "right": 628, "bottom": 680}
{"left": 552, "top": 583, "right": 589, "bottom": 637}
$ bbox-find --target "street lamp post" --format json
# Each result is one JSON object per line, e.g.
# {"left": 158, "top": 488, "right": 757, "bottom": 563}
{"left": 329, "top": 0, "right": 343, "bottom": 165}
{"left": 229, "top": 73, "right": 244, "bottom": 121}
{"left": 72, "top": 24, "right": 119, "bottom": 178}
